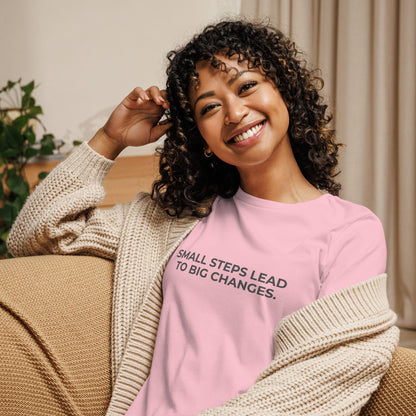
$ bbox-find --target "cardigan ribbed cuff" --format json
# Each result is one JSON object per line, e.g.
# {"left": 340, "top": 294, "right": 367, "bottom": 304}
{"left": 58, "top": 142, "right": 115, "bottom": 184}
{"left": 274, "top": 273, "right": 395, "bottom": 354}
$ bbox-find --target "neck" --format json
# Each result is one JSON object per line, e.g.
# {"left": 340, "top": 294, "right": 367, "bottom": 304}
{"left": 237, "top": 139, "right": 322, "bottom": 203}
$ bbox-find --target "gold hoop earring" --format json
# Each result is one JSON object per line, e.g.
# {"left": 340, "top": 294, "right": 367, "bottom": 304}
{"left": 204, "top": 149, "right": 213, "bottom": 158}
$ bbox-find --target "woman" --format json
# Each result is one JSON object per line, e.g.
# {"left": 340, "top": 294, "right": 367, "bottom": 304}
{"left": 7, "top": 20, "right": 398, "bottom": 415}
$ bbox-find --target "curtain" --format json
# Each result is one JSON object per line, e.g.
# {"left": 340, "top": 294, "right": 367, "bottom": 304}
{"left": 240, "top": 0, "right": 416, "bottom": 329}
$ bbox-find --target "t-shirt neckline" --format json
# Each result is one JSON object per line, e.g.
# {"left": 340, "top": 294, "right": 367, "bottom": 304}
{"left": 234, "top": 187, "right": 332, "bottom": 209}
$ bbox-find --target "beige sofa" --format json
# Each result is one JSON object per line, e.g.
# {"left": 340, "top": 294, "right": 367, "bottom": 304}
{"left": 0, "top": 255, "right": 415, "bottom": 416}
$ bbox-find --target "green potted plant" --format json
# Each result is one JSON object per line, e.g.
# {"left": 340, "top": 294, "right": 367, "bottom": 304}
{"left": 0, "top": 79, "right": 57, "bottom": 257}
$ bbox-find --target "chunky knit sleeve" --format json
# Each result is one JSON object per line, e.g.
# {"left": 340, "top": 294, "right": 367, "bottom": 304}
{"left": 7, "top": 142, "right": 129, "bottom": 260}
{"left": 198, "top": 274, "right": 399, "bottom": 416}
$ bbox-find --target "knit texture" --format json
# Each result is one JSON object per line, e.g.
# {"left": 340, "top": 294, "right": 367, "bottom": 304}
{"left": 0, "top": 255, "right": 113, "bottom": 416}
{"left": 7, "top": 143, "right": 400, "bottom": 415}
{"left": 360, "top": 346, "right": 416, "bottom": 416}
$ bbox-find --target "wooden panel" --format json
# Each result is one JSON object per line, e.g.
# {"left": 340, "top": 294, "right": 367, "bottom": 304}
{"left": 99, "top": 155, "right": 159, "bottom": 207}
{"left": 24, "top": 155, "right": 160, "bottom": 208}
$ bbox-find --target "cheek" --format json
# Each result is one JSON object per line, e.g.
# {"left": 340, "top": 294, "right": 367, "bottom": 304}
{"left": 267, "top": 94, "right": 290, "bottom": 127}
{"left": 196, "top": 119, "right": 220, "bottom": 146}
{"left": 266, "top": 90, "right": 286, "bottom": 109}
{"left": 280, "top": 104, "right": 290, "bottom": 126}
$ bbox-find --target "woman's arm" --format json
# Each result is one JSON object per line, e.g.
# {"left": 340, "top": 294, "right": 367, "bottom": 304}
{"left": 7, "top": 86, "right": 171, "bottom": 259}
{"left": 7, "top": 142, "right": 127, "bottom": 259}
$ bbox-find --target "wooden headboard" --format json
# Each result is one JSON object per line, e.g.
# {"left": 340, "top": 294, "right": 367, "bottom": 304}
{"left": 24, "top": 155, "right": 160, "bottom": 209}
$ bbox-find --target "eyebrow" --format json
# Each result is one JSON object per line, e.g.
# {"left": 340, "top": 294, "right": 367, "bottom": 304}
{"left": 192, "top": 70, "right": 251, "bottom": 110}
{"left": 193, "top": 91, "right": 215, "bottom": 110}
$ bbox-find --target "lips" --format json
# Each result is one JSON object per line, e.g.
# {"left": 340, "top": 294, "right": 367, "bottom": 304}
{"left": 227, "top": 121, "right": 265, "bottom": 144}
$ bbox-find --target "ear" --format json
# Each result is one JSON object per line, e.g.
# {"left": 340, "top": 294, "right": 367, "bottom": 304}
{"left": 203, "top": 145, "right": 213, "bottom": 158}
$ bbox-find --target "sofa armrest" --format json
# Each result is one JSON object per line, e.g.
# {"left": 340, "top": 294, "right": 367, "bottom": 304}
{"left": 0, "top": 255, "right": 114, "bottom": 416}
{"left": 360, "top": 346, "right": 416, "bottom": 415}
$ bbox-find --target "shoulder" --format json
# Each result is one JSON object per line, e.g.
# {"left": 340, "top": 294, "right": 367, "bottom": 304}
{"left": 324, "top": 195, "right": 384, "bottom": 236}
{"left": 321, "top": 196, "right": 386, "bottom": 271}
{"left": 121, "top": 192, "right": 200, "bottom": 257}
{"left": 129, "top": 191, "right": 200, "bottom": 229}
{"left": 319, "top": 197, "right": 387, "bottom": 296}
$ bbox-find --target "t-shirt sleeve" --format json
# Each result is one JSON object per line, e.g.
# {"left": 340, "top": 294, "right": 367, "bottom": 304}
{"left": 318, "top": 212, "right": 387, "bottom": 298}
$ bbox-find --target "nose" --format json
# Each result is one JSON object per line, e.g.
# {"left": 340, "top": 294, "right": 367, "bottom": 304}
{"left": 224, "top": 96, "right": 248, "bottom": 125}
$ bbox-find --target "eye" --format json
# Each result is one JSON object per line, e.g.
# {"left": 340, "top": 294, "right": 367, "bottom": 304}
{"left": 238, "top": 80, "right": 258, "bottom": 94}
{"left": 200, "top": 103, "right": 219, "bottom": 116}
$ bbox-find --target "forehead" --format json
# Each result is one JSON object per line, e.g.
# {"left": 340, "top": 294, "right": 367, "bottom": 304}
{"left": 188, "top": 56, "right": 251, "bottom": 108}
{"left": 192, "top": 55, "right": 254, "bottom": 89}
{"left": 196, "top": 55, "right": 248, "bottom": 72}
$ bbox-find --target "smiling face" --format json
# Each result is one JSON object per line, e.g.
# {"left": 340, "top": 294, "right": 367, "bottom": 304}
{"left": 188, "top": 55, "right": 291, "bottom": 175}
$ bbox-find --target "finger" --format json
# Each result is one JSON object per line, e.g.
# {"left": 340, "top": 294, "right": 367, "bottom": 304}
{"left": 127, "top": 87, "right": 143, "bottom": 100}
{"left": 159, "top": 90, "right": 170, "bottom": 109}
{"left": 147, "top": 86, "right": 167, "bottom": 107}
{"left": 149, "top": 122, "right": 173, "bottom": 143}
{"left": 125, "top": 87, "right": 150, "bottom": 107}
{"left": 132, "top": 87, "right": 150, "bottom": 103}
{"left": 147, "top": 86, "right": 170, "bottom": 109}
{"left": 137, "top": 89, "right": 150, "bottom": 103}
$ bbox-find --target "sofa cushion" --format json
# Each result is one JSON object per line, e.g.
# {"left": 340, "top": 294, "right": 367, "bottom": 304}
{"left": 0, "top": 255, "right": 114, "bottom": 416}
{"left": 360, "top": 346, "right": 416, "bottom": 415}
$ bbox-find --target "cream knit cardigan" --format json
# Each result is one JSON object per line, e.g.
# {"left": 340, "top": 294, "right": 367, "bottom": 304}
{"left": 8, "top": 143, "right": 399, "bottom": 416}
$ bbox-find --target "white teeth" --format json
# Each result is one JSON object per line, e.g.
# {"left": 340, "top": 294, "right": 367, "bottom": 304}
{"left": 232, "top": 123, "right": 262, "bottom": 143}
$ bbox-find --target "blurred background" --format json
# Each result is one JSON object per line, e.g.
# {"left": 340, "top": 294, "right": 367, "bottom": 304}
{"left": 1, "top": 0, "right": 415, "bottom": 344}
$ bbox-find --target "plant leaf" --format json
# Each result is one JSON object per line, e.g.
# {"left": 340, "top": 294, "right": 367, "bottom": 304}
{"left": 1, "top": 228, "right": 10, "bottom": 242}
{"left": 6, "top": 173, "right": 29, "bottom": 198}
{"left": 12, "top": 114, "right": 29, "bottom": 131}
{"left": 24, "top": 126, "right": 36, "bottom": 143}
{"left": 5, "top": 124, "right": 24, "bottom": 147}
{"left": 5, "top": 195, "right": 26, "bottom": 212}
{"left": 0, "top": 132, "right": 7, "bottom": 151}
{"left": 0, "top": 238, "right": 7, "bottom": 255}
{"left": 0, "top": 205, "right": 17, "bottom": 227}
{"left": 25, "top": 147, "right": 39, "bottom": 159}
{"left": 3, "top": 80, "right": 17, "bottom": 92}
{"left": 2, "top": 148, "right": 20, "bottom": 158}
{"left": 28, "top": 105, "right": 43, "bottom": 117}
{"left": 22, "top": 95, "right": 36, "bottom": 109}
{"left": 21, "top": 80, "right": 35, "bottom": 97}
{"left": 40, "top": 133, "right": 56, "bottom": 155}
{"left": 38, "top": 171, "right": 49, "bottom": 180}
{"left": 21, "top": 80, "right": 36, "bottom": 109}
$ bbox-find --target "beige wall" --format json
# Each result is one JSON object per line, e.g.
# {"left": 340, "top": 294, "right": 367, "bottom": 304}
{"left": 0, "top": 0, "right": 241, "bottom": 156}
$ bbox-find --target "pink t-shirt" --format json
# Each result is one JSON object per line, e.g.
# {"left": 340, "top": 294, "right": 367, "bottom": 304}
{"left": 125, "top": 189, "right": 386, "bottom": 416}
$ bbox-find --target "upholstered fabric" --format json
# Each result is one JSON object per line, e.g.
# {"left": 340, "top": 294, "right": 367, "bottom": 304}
{"left": 0, "top": 255, "right": 113, "bottom": 416}
{"left": 360, "top": 346, "right": 416, "bottom": 415}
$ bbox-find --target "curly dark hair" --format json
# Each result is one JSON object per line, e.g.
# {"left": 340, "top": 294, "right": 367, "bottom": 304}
{"left": 152, "top": 20, "right": 342, "bottom": 217}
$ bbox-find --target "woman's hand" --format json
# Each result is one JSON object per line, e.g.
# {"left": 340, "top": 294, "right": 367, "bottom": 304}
{"left": 89, "top": 86, "right": 172, "bottom": 159}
